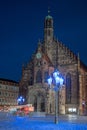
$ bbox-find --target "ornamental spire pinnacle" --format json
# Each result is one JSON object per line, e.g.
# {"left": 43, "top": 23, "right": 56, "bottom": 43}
{"left": 48, "top": 7, "right": 50, "bottom": 15}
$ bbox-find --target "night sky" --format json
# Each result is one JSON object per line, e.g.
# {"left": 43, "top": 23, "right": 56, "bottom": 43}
{"left": 0, "top": 0, "right": 87, "bottom": 82}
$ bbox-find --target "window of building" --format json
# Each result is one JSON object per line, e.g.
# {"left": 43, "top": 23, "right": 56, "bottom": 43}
{"left": 68, "top": 108, "right": 76, "bottom": 113}
{"left": 44, "top": 62, "right": 46, "bottom": 65}
{"left": 29, "top": 77, "right": 33, "bottom": 85}
{"left": 5, "top": 93, "right": 7, "bottom": 96}
{"left": 5, "top": 86, "right": 8, "bottom": 89}
{"left": 2, "top": 99, "right": 4, "bottom": 102}
{"left": 36, "top": 70, "right": 42, "bottom": 83}
{"left": 44, "top": 71, "right": 49, "bottom": 83}
{"left": 47, "top": 20, "right": 52, "bottom": 27}
{"left": 66, "top": 73, "right": 71, "bottom": 104}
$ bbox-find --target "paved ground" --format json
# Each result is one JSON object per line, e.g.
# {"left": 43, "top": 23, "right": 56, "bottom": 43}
{"left": 0, "top": 112, "right": 87, "bottom": 130}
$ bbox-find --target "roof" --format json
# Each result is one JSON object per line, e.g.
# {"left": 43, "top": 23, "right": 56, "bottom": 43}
{"left": 45, "top": 15, "right": 53, "bottom": 20}
{"left": 0, "top": 78, "right": 19, "bottom": 84}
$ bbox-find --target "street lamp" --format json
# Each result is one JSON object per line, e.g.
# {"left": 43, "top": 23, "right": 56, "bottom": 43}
{"left": 17, "top": 96, "right": 25, "bottom": 105}
{"left": 47, "top": 69, "right": 64, "bottom": 124}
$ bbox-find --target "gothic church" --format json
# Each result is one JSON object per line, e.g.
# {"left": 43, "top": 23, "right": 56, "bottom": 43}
{"left": 19, "top": 13, "right": 87, "bottom": 115}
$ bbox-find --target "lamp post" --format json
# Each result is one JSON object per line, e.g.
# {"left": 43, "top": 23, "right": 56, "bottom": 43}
{"left": 17, "top": 96, "right": 25, "bottom": 105}
{"left": 47, "top": 70, "right": 64, "bottom": 124}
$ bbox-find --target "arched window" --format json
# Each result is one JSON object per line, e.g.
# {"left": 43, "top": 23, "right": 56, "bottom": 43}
{"left": 44, "top": 71, "right": 49, "bottom": 83}
{"left": 29, "top": 77, "right": 33, "bottom": 85}
{"left": 36, "top": 70, "right": 42, "bottom": 83}
{"left": 66, "top": 73, "right": 71, "bottom": 103}
{"left": 48, "top": 20, "right": 51, "bottom": 27}
{"left": 45, "top": 19, "right": 52, "bottom": 28}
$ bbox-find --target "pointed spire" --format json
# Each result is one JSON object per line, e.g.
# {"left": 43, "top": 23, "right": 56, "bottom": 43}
{"left": 37, "top": 39, "right": 42, "bottom": 51}
{"left": 38, "top": 39, "right": 41, "bottom": 46}
{"left": 45, "top": 7, "right": 52, "bottom": 20}
{"left": 77, "top": 52, "right": 80, "bottom": 71}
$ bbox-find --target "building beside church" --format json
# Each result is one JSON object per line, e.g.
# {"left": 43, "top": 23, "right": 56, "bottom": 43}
{"left": 0, "top": 78, "right": 19, "bottom": 110}
{"left": 19, "top": 13, "right": 87, "bottom": 115}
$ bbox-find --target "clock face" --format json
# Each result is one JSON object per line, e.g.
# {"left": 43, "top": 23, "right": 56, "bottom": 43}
{"left": 36, "top": 52, "right": 42, "bottom": 59}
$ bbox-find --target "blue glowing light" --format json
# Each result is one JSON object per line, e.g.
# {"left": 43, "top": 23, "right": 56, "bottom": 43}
{"left": 59, "top": 78, "right": 64, "bottom": 86}
{"left": 17, "top": 96, "right": 25, "bottom": 104}
{"left": 47, "top": 70, "right": 64, "bottom": 89}
{"left": 20, "top": 96, "right": 22, "bottom": 99}
{"left": 55, "top": 76, "right": 60, "bottom": 84}
{"left": 53, "top": 71, "right": 59, "bottom": 78}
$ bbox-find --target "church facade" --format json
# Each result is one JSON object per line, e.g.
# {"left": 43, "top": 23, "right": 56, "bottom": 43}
{"left": 19, "top": 13, "right": 87, "bottom": 115}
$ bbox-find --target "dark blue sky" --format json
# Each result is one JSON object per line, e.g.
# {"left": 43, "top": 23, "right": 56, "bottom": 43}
{"left": 0, "top": 0, "right": 87, "bottom": 82}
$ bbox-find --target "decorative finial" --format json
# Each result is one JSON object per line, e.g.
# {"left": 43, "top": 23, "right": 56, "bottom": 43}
{"left": 38, "top": 39, "right": 41, "bottom": 48}
{"left": 48, "top": 7, "right": 50, "bottom": 15}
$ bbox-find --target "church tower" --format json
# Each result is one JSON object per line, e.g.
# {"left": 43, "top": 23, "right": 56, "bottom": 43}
{"left": 44, "top": 11, "right": 57, "bottom": 67}
{"left": 44, "top": 10, "right": 54, "bottom": 42}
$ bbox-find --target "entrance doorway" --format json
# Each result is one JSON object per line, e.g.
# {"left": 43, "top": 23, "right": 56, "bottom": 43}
{"left": 33, "top": 94, "right": 45, "bottom": 112}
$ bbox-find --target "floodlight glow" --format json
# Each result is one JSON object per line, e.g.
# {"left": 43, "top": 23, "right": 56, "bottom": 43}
{"left": 47, "top": 77, "right": 52, "bottom": 85}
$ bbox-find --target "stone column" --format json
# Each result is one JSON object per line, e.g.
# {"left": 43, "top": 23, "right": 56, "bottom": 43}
{"left": 37, "top": 97, "right": 41, "bottom": 112}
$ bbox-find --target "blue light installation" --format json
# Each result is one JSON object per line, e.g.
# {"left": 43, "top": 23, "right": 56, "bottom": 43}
{"left": 17, "top": 96, "right": 25, "bottom": 105}
{"left": 47, "top": 69, "right": 64, "bottom": 124}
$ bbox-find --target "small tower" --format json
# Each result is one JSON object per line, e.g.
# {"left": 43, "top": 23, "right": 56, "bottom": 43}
{"left": 44, "top": 9, "right": 54, "bottom": 42}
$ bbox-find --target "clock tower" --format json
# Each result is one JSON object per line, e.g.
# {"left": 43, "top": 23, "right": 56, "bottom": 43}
{"left": 44, "top": 10, "right": 54, "bottom": 43}
{"left": 44, "top": 11, "right": 57, "bottom": 65}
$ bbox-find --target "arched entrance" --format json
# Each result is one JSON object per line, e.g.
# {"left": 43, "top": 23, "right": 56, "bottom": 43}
{"left": 34, "top": 95, "right": 37, "bottom": 111}
{"left": 40, "top": 95, "right": 45, "bottom": 112}
{"left": 33, "top": 92, "right": 45, "bottom": 112}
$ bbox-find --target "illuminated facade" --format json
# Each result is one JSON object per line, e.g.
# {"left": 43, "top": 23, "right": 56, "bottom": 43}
{"left": 20, "top": 13, "right": 87, "bottom": 115}
{"left": 0, "top": 78, "right": 19, "bottom": 110}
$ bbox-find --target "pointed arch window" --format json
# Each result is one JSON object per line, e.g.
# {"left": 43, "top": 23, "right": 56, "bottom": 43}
{"left": 45, "top": 19, "right": 52, "bottom": 28}
{"left": 47, "top": 20, "right": 51, "bottom": 27}
{"left": 66, "top": 73, "right": 71, "bottom": 104}
{"left": 44, "top": 71, "right": 49, "bottom": 83}
{"left": 29, "top": 77, "right": 33, "bottom": 85}
{"left": 36, "top": 70, "right": 42, "bottom": 83}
